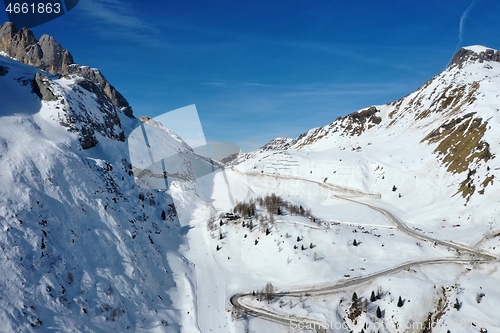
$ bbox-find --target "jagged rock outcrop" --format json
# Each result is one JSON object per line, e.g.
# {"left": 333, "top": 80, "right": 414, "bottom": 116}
{"left": 66, "top": 64, "right": 133, "bottom": 117}
{"left": 62, "top": 77, "right": 126, "bottom": 148}
{"left": 79, "top": 124, "right": 99, "bottom": 149}
{"left": 336, "top": 106, "right": 382, "bottom": 135}
{"left": 0, "top": 21, "right": 133, "bottom": 116}
{"left": 36, "top": 34, "right": 74, "bottom": 74}
{"left": 0, "top": 22, "right": 19, "bottom": 50}
{"left": 32, "top": 72, "right": 57, "bottom": 101}
{"left": 260, "top": 137, "right": 293, "bottom": 151}
{"left": 0, "top": 22, "right": 71, "bottom": 73}
{"left": 449, "top": 46, "right": 500, "bottom": 68}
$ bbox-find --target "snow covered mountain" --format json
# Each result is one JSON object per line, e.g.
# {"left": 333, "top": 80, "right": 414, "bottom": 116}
{"left": 0, "top": 35, "right": 210, "bottom": 331}
{"left": 0, "top": 22, "right": 132, "bottom": 116}
{"left": 2, "top": 20, "right": 500, "bottom": 333}
{"left": 224, "top": 46, "right": 500, "bottom": 332}
{"left": 236, "top": 45, "right": 500, "bottom": 238}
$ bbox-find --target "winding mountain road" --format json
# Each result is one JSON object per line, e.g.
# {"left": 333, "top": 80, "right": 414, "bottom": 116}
{"left": 228, "top": 170, "right": 497, "bottom": 332}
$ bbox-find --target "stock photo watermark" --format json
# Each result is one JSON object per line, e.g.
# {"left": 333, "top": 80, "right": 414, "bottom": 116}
{"left": 3, "top": 0, "right": 79, "bottom": 28}
{"left": 289, "top": 318, "right": 498, "bottom": 332}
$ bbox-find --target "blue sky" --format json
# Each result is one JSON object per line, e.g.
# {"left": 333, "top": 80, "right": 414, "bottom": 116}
{"left": 2, "top": 0, "right": 500, "bottom": 151}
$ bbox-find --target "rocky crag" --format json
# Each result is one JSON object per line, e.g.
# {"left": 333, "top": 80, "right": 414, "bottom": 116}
{"left": 0, "top": 21, "right": 133, "bottom": 117}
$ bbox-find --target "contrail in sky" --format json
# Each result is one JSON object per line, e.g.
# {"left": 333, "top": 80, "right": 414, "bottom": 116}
{"left": 455, "top": 0, "right": 479, "bottom": 52}
{"left": 448, "top": 0, "right": 479, "bottom": 67}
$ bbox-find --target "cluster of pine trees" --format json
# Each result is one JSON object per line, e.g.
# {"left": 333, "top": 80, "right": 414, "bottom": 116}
{"left": 349, "top": 288, "right": 405, "bottom": 328}
{"left": 232, "top": 193, "right": 315, "bottom": 221}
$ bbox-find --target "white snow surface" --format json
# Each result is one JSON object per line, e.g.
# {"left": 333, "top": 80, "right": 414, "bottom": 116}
{"left": 463, "top": 45, "right": 494, "bottom": 53}
{"left": 0, "top": 56, "right": 195, "bottom": 332}
{"left": 223, "top": 47, "right": 500, "bottom": 332}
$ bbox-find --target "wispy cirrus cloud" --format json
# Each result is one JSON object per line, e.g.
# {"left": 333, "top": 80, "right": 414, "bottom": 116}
{"left": 201, "top": 82, "right": 227, "bottom": 87}
{"left": 280, "top": 82, "right": 410, "bottom": 98}
{"left": 200, "top": 79, "right": 409, "bottom": 98}
{"left": 76, "top": 0, "right": 161, "bottom": 44}
{"left": 201, "top": 80, "right": 274, "bottom": 88}
{"left": 195, "top": 79, "right": 413, "bottom": 151}
{"left": 275, "top": 40, "right": 417, "bottom": 71}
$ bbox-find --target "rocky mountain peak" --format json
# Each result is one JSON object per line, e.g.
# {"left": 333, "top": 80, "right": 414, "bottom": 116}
{"left": 259, "top": 137, "right": 293, "bottom": 151}
{"left": 0, "top": 21, "right": 133, "bottom": 117}
{"left": 0, "top": 21, "right": 15, "bottom": 40}
{"left": 36, "top": 34, "right": 74, "bottom": 73}
{"left": 13, "top": 27, "right": 37, "bottom": 48}
{"left": 448, "top": 45, "right": 500, "bottom": 68}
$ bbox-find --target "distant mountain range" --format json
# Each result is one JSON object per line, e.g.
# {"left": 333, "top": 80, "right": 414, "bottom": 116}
{"left": 238, "top": 45, "right": 499, "bottom": 205}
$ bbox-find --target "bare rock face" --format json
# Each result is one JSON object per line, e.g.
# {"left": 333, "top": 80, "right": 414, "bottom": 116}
{"left": 36, "top": 34, "right": 74, "bottom": 74}
{"left": 0, "top": 22, "right": 133, "bottom": 117}
{"left": 12, "top": 28, "right": 38, "bottom": 56}
{"left": 79, "top": 124, "right": 99, "bottom": 149}
{"left": 259, "top": 137, "right": 293, "bottom": 151}
{"left": 44, "top": 75, "right": 126, "bottom": 149}
{"left": 63, "top": 77, "right": 126, "bottom": 149}
{"left": 449, "top": 47, "right": 500, "bottom": 68}
{"left": 65, "top": 64, "right": 132, "bottom": 116}
{"left": 0, "top": 22, "right": 17, "bottom": 50}
{"left": 0, "top": 23, "right": 65, "bottom": 70}
{"left": 32, "top": 72, "right": 57, "bottom": 101}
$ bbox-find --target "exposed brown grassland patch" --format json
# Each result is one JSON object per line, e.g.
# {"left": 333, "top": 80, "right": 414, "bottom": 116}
{"left": 422, "top": 113, "right": 494, "bottom": 202}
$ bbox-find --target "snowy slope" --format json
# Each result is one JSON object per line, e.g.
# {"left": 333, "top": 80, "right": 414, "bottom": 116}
{"left": 234, "top": 46, "right": 500, "bottom": 247}
{"left": 2, "top": 43, "right": 500, "bottom": 333}
{"left": 215, "top": 46, "right": 500, "bottom": 332}
{"left": 0, "top": 54, "right": 205, "bottom": 332}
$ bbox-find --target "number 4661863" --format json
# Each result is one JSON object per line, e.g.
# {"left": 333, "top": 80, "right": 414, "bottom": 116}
{"left": 5, "top": 2, "right": 61, "bottom": 14}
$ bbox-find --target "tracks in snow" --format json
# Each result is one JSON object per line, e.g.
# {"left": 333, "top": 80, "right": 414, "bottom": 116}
{"left": 228, "top": 171, "right": 497, "bottom": 332}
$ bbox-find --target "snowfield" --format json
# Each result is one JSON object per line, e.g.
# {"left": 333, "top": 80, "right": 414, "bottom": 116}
{"left": 183, "top": 46, "right": 500, "bottom": 332}
{"left": 0, "top": 55, "right": 195, "bottom": 332}
{"left": 183, "top": 168, "right": 497, "bottom": 333}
